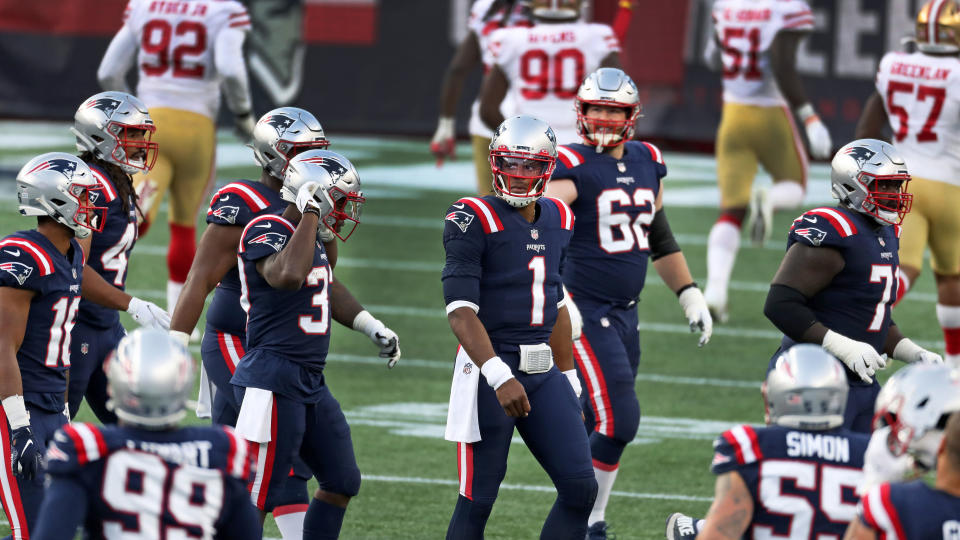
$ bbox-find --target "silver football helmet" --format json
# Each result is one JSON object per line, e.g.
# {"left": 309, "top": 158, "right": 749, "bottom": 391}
{"left": 17, "top": 152, "right": 106, "bottom": 238}
{"left": 71, "top": 91, "right": 157, "bottom": 174}
{"left": 489, "top": 115, "right": 558, "bottom": 208}
{"left": 575, "top": 68, "right": 642, "bottom": 152}
{"left": 764, "top": 344, "right": 849, "bottom": 430}
{"left": 282, "top": 150, "right": 365, "bottom": 241}
{"left": 872, "top": 363, "right": 960, "bottom": 469}
{"left": 531, "top": 0, "right": 582, "bottom": 20}
{"left": 830, "top": 139, "right": 913, "bottom": 226}
{"left": 252, "top": 107, "right": 330, "bottom": 179}
{"left": 105, "top": 328, "right": 195, "bottom": 429}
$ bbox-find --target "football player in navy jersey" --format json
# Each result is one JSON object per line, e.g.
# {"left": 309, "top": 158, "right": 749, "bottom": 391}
{"left": 442, "top": 115, "right": 598, "bottom": 539}
{"left": 32, "top": 328, "right": 260, "bottom": 540}
{"left": 231, "top": 149, "right": 365, "bottom": 538}
{"left": 0, "top": 152, "right": 104, "bottom": 540}
{"left": 68, "top": 91, "right": 171, "bottom": 424}
{"left": 763, "top": 139, "right": 942, "bottom": 434}
{"left": 845, "top": 364, "right": 960, "bottom": 540}
{"left": 666, "top": 345, "right": 869, "bottom": 540}
{"left": 543, "top": 68, "right": 712, "bottom": 539}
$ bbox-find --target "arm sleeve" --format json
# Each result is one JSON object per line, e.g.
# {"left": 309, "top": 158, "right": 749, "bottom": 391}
{"left": 214, "top": 25, "right": 253, "bottom": 116}
{"left": 239, "top": 217, "right": 295, "bottom": 262}
{"left": 97, "top": 24, "right": 137, "bottom": 93}
{"left": 648, "top": 209, "right": 681, "bottom": 261}
{"left": 764, "top": 283, "right": 819, "bottom": 341}
{"left": 442, "top": 205, "right": 485, "bottom": 312}
{"left": 30, "top": 474, "right": 89, "bottom": 540}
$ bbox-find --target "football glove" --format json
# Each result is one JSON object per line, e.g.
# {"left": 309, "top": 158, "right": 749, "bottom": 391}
{"left": 858, "top": 426, "right": 917, "bottom": 496}
{"left": 678, "top": 286, "right": 712, "bottom": 347}
{"left": 562, "top": 285, "right": 582, "bottom": 341}
{"left": 893, "top": 338, "right": 944, "bottom": 364}
{"left": 127, "top": 297, "right": 171, "bottom": 330}
{"left": 562, "top": 369, "right": 582, "bottom": 398}
{"left": 10, "top": 425, "right": 43, "bottom": 481}
{"left": 822, "top": 330, "right": 886, "bottom": 383}
{"left": 796, "top": 103, "right": 832, "bottom": 160}
{"left": 169, "top": 330, "right": 191, "bottom": 348}
{"left": 353, "top": 310, "right": 401, "bottom": 368}
{"left": 295, "top": 181, "right": 323, "bottom": 216}
{"left": 234, "top": 112, "right": 256, "bottom": 145}
{"left": 430, "top": 117, "right": 456, "bottom": 166}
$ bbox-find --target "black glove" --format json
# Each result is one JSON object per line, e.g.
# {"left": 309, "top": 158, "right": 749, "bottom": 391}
{"left": 10, "top": 425, "right": 43, "bottom": 481}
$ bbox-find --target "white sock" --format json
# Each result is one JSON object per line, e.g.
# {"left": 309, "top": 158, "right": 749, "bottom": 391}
{"left": 166, "top": 280, "right": 184, "bottom": 312}
{"left": 588, "top": 465, "right": 619, "bottom": 526}
{"left": 705, "top": 220, "right": 741, "bottom": 305}
{"left": 274, "top": 507, "right": 306, "bottom": 540}
{"left": 768, "top": 181, "right": 804, "bottom": 210}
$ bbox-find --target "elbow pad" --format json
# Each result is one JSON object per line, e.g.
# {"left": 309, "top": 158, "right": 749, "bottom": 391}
{"left": 648, "top": 209, "right": 681, "bottom": 261}
{"left": 764, "top": 284, "right": 818, "bottom": 341}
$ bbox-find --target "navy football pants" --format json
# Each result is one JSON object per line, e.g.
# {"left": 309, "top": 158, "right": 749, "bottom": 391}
{"left": 68, "top": 320, "right": 124, "bottom": 423}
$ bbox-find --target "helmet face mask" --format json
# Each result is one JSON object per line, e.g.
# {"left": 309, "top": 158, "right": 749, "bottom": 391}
{"left": 916, "top": 0, "right": 960, "bottom": 54}
{"left": 253, "top": 107, "right": 330, "bottom": 179}
{"left": 282, "top": 150, "right": 365, "bottom": 242}
{"left": 107, "top": 121, "right": 158, "bottom": 173}
{"left": 830, "top": 139, "right": 913, "bottom": 226}
{"left": 17, "top": 152, "right": 108, "bottom": 238}
{"left": 72, "top": 91, "right": 158, "bottom": 175}
{"left": 488, "top": 116, "right": 558, "bottom": 208}
{"left": 575, "top": 68, "right": 642, "bottom": 152}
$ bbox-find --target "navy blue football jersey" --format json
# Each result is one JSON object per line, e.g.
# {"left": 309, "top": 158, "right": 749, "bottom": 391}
{"left": 37, "top": 422, "right": 258, "bottom": 540}
{"left": 0, "top": 230, "right": 84, "bottom": 395}
{"left": 552, "top": 141, "right": 665, "bottom": 304}
{"left": 778, "top": 206, "right": 901, "bottom": 376}
{"left": 236, "top": 214, "right": 331, "bottom": 365}
{"left": 442, "top": 195, "right": 574, "bottom": 345}
{"left": 204, "top": 180, "right": 285, "bottom": 336}
{"left": 859, "top": 480, "right": 960, "bottom": 539}
{"left": 78, "top": 164, "right": 138, "bottom": 328}
{"left": 711, "top": 424, "right": 869, "bottom": 538}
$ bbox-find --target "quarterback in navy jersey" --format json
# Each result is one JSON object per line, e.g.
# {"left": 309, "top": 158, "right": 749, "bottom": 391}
{"left": 764, "top": 139, "right": 943, "bottom": 433}
{"left": 0, "top": 153, "right": 103, "bottom": 540}
{"left": 666, "top": 345, "right": 869, "bottom": 540}
{"left": 33, "top": 329, "right": 260, "bottom": 540}
{"left": 230, "top": 150, "right": 365, "bottom": 538}
{"left": 442, "top": 115, "right": 598, "bottom": 539}
{"left": 543, "top": 68, "right": 712, "bottom": 538}
{"left": 68, "top": 91, "right": 171, "bottom": 423}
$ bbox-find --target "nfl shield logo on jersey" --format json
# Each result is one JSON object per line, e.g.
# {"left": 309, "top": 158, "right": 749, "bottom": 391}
{"left": 211, "top": 205, "right": 240, "bottom": 224}
{"left": 446, "top": 210, "right": 475, "bottom": 233}
{"left": 617, "top": 162, "right": 626, "bottom": 173}
{"left": 249, "top": 232, "right": 288, "bottom": 252}
{"left": 0, "top": 261, "right": 32, "bottom": 285}
{"left": 80, "top": 343, "right": 89, "bottom": 355}
{"left": 463, "top": 362, "right": 473, "bottom": 375}
{"left": 530, "top": 229, "right": 539, "bottom": 240}
{"left": 795, "top": 227, "right": 827, "bottom": 246}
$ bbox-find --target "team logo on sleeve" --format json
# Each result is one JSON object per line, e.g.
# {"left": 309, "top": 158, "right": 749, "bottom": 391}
{"left": 210, "top": 205, "right": 240, "bottom": 224}
{"left": 445, "top": 210, "right": 475, "bottom": 233}
{"left": 795, "top": 227, "right": 827, "bottom": 246}
{"left": 249, "top": 232, "right": 288, "bottom": 252}
{"left": 45, "top": 441, "right": 69, "bottom": 462}
{"left": 0, "top": 261, "right": 33, "bottom": 285}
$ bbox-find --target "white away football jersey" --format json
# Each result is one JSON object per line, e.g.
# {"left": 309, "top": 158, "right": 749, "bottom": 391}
{"left": 712, "top": 0, "right": 814, "bottom": 106}
{"left": 877, "top": 51, "right": 960, "bottom": 186}
{"left": 122, "top": 0, "right": 250, "bottom": 119}
{"left": 487, "top": 22, "right": 620, "bottom": 144}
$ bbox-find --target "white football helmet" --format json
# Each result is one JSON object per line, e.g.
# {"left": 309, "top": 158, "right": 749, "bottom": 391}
{"left": 830, "top": 139, "right": 913, "bottom": 226}
{"left": 16, "top": 152, "right": 106, "bottom": 238}
{"left": 71, "top": 91, "right": 158, "bottom": 174}
{"left": 489, "top": 115, "right": 558, "bottom": 208}
{"left": 105, "top": 328, "right": 195, "bottom": 429}
{"left": 872, "top": 363, "right": 960, "bottom": 470}
{"left": 531, "top": 0, "right": 582, "bottom": 20}
{"left": 252, "top": 107, "right": 330, "bottom": 179}
{"left": 763, "top": 344, "right": 849, "bottom": 430}
{"left": 575, "top": 68, "right": 642, "bottom": 152}
{"left": 282, "top": 150, "right": 365, "bottom": 241}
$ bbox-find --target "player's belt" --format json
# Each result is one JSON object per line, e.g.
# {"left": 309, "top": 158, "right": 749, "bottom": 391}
{"left": 518, "top": 343, "right": 553, "bottom": 374}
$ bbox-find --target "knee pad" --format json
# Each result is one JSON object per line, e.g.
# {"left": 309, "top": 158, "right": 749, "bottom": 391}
{"left": 554, "top": 475, "right": 598, "bottom": 511}
{"left": 610, "top": 393, "right": 641, "bottom": 445}
{"left": 322, "top": 465, "right": 361, "bottom": 498}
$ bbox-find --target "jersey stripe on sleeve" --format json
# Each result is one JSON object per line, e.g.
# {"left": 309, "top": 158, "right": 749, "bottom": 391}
{"left": 210, "top": 183, "right": 270, "bottom": 213}
{"left": 90, "top": 169, "right": 117, "bottom": 202}
{"left": 642, "top": 141, "right": 664, "bottom": 165}
{"left": 861, "top": 484, "right": 906, "bottom": 540}
{"left": 238, "top": 214, "right": 297, "bottom": 253}
{"left": 222, "top": 426, "right": 251, "bottom": 480}
{"left": 804, "top": 208, "right": 858, "bottom": 237}
{"left": 546, "top": 197, "right": 574, "bottom": 230}
{"left": 0, "top": 239, "right": 54, "bottom": 276}
{"left": 459, "top": 197, "right": 504, "bottom": 234}
{"left": 63, "top": 423, "right": 107, "bottom": 465}
{"left": 557, "top": 146, "right": 584, "bottom": 169}
{"left": 721, "top": 425, "right": 763, "bottom": 465}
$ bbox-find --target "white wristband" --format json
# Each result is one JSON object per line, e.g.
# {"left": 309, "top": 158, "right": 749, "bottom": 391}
{"left": 352, "top": 310, "right": 384, "bottom": 340}
{"left": 893, "top": 338, "right": 923, "bottom": 363}
{"left": 2, "top": 395, "right": 30, "bottom": 429}
{"left": 169, "top": 330, "right": 190, "bottom": 348}
{"left": 438, "top": 117, "right": 455, "bottom": 133}
{"left": 563, "top": 369, "right": 582, "bottom": 398}
{"left": 795, "top": 102, "right": 817, "bottom": 122}
{"left": 480, "top": 356, "right": 514, "bottom": 390}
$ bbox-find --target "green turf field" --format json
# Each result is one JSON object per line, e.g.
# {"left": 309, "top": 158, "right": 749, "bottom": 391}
{"left": 0, "top": 124, "right": 945, "bottom": 539}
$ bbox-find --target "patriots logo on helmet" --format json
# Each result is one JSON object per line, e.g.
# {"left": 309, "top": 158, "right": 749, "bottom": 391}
{"left": 210, "top": 205, "right": 240, "bottom": 224}
{"left": 27, "top": 158, "right": 78, "bottom": 180}
{"left": 249, "top": 232, "right": 288, "bottom": 252}
{"left": 298, "top": 156, "right": 349, "bottom": 183}
{"left": 0, "top": 261, "right": 33, "bottom": 285}
{"left": 445, "top": 210, "right": 475, "bottom": 233}
{"left": 263, "top": 114, "right": 295, "bottom": 135}
{"left": 844, "top": 146, "right": 877, "bottom": 168}
{"left": 795, "top": 227, "right": 827, "bottom": 246}
{"left": 85, "top": 97, "right": 122, "bottom": 117}
{"left": 87, "top": 190, "right": 100, "bottom": 204}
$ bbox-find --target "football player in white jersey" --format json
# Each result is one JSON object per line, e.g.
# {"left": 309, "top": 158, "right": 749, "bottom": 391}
{"left": 856, "top": 0, "right": 960, "bottom": 367}
{"left": 97, "top": 0, "right": 254, "bottom": 321}
{"left": 703, "top": 0, "right": 831, "bottom": 323}
{"left": 478, "top": 0, "right": 621, "bottom": 147}
{"left": 431, "top": 0, "right": 533, "bottom": 195}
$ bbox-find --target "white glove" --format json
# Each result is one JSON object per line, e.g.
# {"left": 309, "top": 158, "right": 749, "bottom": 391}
{"left": 127, "top": 297, "right": 171, "bottom": 330}
{"left": 353, "top": 310, "right": 401, "bottom": 368}
{"left": 234, "top": 112, "right": 256, "bottom": 144}
{"left": 295, "top": 181, "right": 323, "bottom": 216}
{"left": 430, "top": 117, "right": 456, "bottom": 166}
{"left": 562, "top": 286, "right": 583, "bottom": 341}
{"left": 893, "top": 338, "right": 944, "bottom": 364}
{"left": 563, "top": 369, "right": 582, "bottom": 398}
{"left": 678, "top": 286, "right": 712, "bottom": 347}
{"left": 169, "top": 330, "right": 190, "bottom": 348}
{"left": 822, "top": 330, "right": 886, "bottom": 383}
{"left": 858, "top": 426, "right": 917, "bottom": 496}
{"left": 796, "top": 103, "right": 832, "bottom": 160}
